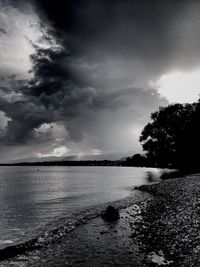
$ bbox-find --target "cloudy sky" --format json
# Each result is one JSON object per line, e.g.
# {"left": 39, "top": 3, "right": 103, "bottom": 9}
{"left": 0, "top": 0, "right": 200, "bottom": 162}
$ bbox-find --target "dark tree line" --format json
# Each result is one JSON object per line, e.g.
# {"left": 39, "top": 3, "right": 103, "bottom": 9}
{"left": 139, "top": 100, "right": 200, "bottom": 170}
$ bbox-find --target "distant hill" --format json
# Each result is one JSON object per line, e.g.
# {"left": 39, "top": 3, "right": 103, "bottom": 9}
{"left": 0, "top": 153, "right": 157, "bottom": 168}
{"left": 0, "top": 160, "right": 119, "bottom": 167}
{"left": 3, "top": 152, "right": 134, "bottom": 165}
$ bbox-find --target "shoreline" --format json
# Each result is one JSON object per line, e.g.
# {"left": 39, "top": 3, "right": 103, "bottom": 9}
{"left": 1, "top": 174, "right": 200, "bottom": 266}
{"left": 0, "top": 190, "right": 151, "bottom": 265}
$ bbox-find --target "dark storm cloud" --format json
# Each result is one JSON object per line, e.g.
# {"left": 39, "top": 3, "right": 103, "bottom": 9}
{"left": 0, "top": 33, "right": 166, "bottom": 146}
{"left": 0, "top": 95, "right": 52, "bottom": 144}
{"left": 0, "top": 0, "right": 169, "bottom": 146}
{"left": 2, "top": 0, "right": 199, "bottom": 161}
{"left": 34, "top": 0, "right": 200, "bottom": 71}
{"left": 0, "top": 28, "right": 7, "bottom": 35}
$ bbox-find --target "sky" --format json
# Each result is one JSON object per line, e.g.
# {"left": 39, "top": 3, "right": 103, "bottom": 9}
{"left": 0, "top": 0, "right": 200, "bottom": 162}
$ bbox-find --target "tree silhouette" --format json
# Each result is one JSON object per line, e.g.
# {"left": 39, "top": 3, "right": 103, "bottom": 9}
{"left": 140, "top": 103, "right": 196, "bottom": 169}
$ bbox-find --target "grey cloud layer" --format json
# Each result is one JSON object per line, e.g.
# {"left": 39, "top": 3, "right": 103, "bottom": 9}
{"left": 35, "top": 0, "right": 200, "bottom": 74}
{"left": 3, "top": 0, "right": 199, "bottom": 160}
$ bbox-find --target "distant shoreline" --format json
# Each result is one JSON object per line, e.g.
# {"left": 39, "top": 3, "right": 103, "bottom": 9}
{"left": 0, "top": 160, "right": 156, "bottom": 168}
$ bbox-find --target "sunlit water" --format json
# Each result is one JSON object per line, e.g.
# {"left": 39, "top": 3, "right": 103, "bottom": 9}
{"left": 0, "top": 166, "right": 161, "bottom": 249}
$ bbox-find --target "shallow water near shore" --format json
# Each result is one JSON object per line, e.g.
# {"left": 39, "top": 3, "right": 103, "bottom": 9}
{"left": 0, "top": 166, "right": 161, "bottom": 250}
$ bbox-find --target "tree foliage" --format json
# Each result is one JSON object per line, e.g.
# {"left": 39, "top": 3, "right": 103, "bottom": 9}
{"left": 140, "top": 102, "right": 199, "bottom": 169}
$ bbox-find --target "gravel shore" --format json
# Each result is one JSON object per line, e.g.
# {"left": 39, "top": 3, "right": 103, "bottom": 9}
{"left": 1, "top": 174, "right": 200, "bottom": 266}
{"left": 137, "top": 174, "right": 200, "bottom": 266}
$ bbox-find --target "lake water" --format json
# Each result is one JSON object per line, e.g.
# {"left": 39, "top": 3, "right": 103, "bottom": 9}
{"left": 0, "top": 166, "right": 161, "bottom": 249}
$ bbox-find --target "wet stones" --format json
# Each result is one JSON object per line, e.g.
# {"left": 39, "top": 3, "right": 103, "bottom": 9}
{"left": 101, "top": 206, "right": 120, "bottom": 222}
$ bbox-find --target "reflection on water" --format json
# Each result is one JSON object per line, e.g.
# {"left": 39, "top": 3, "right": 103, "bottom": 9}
{"left": 0, "top": 166, "right": 162, "bottom": 248}
{"left": 146, "top": 171, "right": 161, "bottom": 183}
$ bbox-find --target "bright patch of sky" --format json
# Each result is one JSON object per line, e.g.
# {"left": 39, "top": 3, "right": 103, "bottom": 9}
{"left": 35, "top": 146, "right": 70, "bottom": 158}
{"left": 0, "top": 2, "right": 43, "bottom": 79}
{"left": 151, "top": 70, "right": 200, "bottom": 103}
{"left": 0, "top": 111, "right": 11, "bottom": 129}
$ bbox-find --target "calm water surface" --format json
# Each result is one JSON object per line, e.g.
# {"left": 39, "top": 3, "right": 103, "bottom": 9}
{"left": 0, "top": 166, "right": 160, "bottom": 248}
